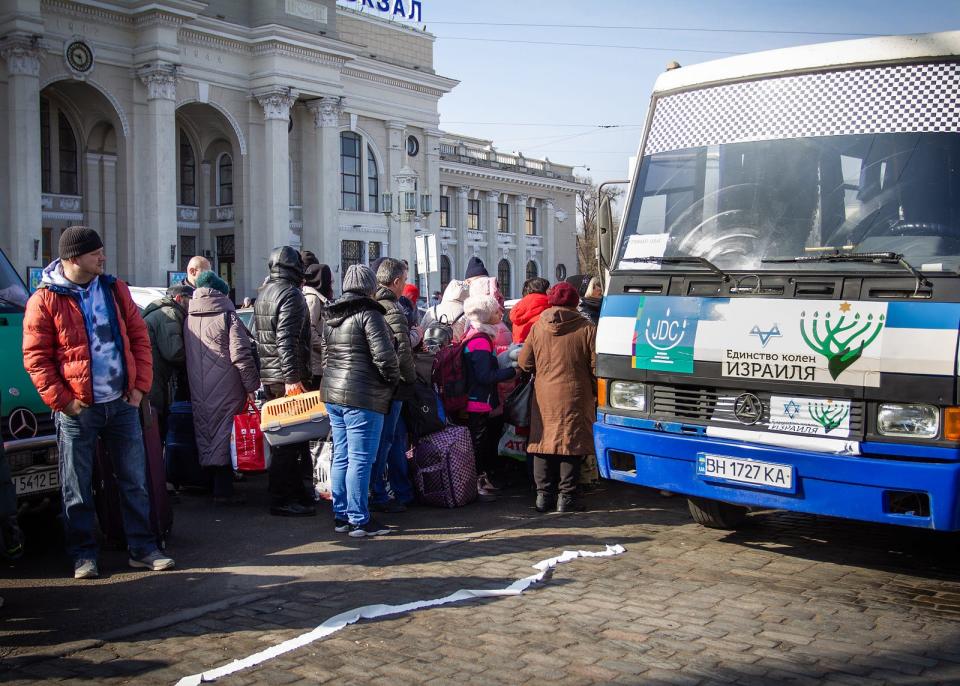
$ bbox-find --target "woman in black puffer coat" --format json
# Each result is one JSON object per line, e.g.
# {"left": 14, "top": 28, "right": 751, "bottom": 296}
{"left": 320, "top": 265, "right": 400, "bottom": 537}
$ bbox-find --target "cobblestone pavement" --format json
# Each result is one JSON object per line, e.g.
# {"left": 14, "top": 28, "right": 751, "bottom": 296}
{"left": 4, "top": 480, "right": 960, "bottom": 685}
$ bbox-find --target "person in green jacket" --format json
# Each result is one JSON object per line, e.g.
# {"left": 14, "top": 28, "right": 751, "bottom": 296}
{"left": 142, "top": 284, "right": 192, "bottom": 435}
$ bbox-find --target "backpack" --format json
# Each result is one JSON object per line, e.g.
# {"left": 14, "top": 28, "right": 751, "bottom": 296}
{"left": 431, "top": 330, "right": 489, "bottom": 415}
{"left": 422, "top": 308, "right": 463, "bottom": 352}
{"left": 224, "top": 311, "right": 261, "bottom": 372}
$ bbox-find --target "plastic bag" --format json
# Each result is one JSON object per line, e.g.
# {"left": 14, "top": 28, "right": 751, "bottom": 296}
{"left": 231, "top": 401, "right": 271, "bottom": 472}
{"left": 504, "top": 374, "right": 534, "bottom": 428}
{"left": 311, "top": 439, "right": 333, "bottom": 501}
{"left": 498, "top": 423, "right": 529, "bottom": 461}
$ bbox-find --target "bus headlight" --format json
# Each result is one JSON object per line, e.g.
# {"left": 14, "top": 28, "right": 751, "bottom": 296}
{"left": 877, "top": 404, "right": 939, "bottom": 438}
{"left": 609, "top": 381, "right": 646, "bottom": 412}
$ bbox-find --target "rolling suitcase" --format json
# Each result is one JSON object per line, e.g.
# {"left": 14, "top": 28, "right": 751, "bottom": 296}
{"left": 165, "top": 401, "right": 209, "bottom": 490}
{"left": 408, "top": 424, "right": 477, "bottom": 508}
{"left": 92, "top": 402, "right": 174, "bottom": 550}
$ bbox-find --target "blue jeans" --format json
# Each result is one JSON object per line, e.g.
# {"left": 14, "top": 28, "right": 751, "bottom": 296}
{"left": 371, "top": 401, "right": 414, "bottom": 505}
{"left": 328, "top": 403, "right": 385, "bottom": 526}
{"left": 56, "top": 398, "right": 157, "bottom": 560}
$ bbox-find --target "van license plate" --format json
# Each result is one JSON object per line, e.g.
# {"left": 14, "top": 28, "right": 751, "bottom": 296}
{"left": 696, "top": 453, "right": 793, "bottom": 491}
{"left": 14, "top": 468, "right": 60, "bottom": 496}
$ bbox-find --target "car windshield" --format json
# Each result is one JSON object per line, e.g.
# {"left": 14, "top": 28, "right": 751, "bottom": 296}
{"left": 0, "top": 250, "right": 29, "bottom": 309}
{"left": 616, "top": 133, "right": 960, "bottom": 273}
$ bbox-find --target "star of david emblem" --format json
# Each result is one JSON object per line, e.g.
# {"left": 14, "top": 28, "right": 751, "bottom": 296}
{"left": 783, "top": 400, "right": 801, "bottom": 420}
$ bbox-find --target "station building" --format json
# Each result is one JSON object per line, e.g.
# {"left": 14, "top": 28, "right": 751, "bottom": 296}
{"left": 0, "top": 0, "right": 585, "bottom": 299}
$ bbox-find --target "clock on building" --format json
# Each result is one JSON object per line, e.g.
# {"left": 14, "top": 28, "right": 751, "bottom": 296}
{"left": 406, "top": 135, "right": 420, "bottom": 157}
{"left": 65, "top": 40, "right": 94, "bottom": 75}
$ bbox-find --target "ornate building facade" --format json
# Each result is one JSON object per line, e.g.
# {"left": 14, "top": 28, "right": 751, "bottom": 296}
{"left": 0, "top": 0, "right": 585, "bottom": 299}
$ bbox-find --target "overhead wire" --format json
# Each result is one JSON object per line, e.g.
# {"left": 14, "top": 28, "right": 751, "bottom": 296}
{"left": 427, "top": 21, "right": 883, "bottom": 37}
{"left": 435, "top": 36, "right": 743, "bottom": 54}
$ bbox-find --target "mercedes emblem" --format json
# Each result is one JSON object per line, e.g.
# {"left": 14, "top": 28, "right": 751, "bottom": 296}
{"left": 733, "top": 393, "right": 763, "bottom": 425}
{"left": 8, "top": 407, "right": 39, "bottom": 439}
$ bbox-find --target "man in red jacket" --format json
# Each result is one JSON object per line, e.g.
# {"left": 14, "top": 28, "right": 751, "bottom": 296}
{"left": 23, "top": 227, "right": 174, "bottom": 579}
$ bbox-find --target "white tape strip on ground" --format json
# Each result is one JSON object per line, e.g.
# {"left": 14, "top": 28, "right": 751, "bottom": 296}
{"left": 175, "top": 544, "right": 626, "bottom": 686}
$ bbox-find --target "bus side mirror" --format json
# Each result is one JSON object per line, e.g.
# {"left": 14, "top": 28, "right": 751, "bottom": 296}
{"left": 597, "top": 193, "right": 615, "bottom": 273}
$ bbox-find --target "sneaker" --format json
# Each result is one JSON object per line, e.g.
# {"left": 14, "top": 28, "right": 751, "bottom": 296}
{"left": 348, "top": 518, "right": 391, "bottom": 538}
{"left": 556, "top": 495, "right": 586, "bottom": 513}
{"left": 334, "top": 518, "right": 350, "bottom": 533}
{"left": 535, "top": 493, "right": 556, "bottom": 513}
{"left": 74, "top": 559, "right": 99, "bottom": 579}
{"left": 129, "top": 550, "right": 175, "bottom": 571}
{"left": 478, "top": 473, "right": 501, "bottom": 492}
{"left": 369, "top": 499, "right": 407, "bottom": 514}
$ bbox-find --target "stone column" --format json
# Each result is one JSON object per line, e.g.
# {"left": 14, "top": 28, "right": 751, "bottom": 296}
{"left": 424, "top": 129, "right": 441, "bottom": 236}
{"left": 0, "top": 35, "right": 42, "bottom": 273}
{"left": 101, "top": 155, "right": 118, "bottom": 266}
{"left": 456, "top": 186, "right": 470, "bottom": 280}
{"left": 305, "top": 96, "right": 342, "bottom": 274}
{"left": 199, "top": 160, "right": 211, "bottom": 257}
{"left": 514, "top": 193, "right": 528, "bottom": 292}
{"left": 485, "top": 190, "right": 499, "bottom": 273}
{"left": 136, "top": 63, "right": 178, "bottom": 285}
{"left": 255, "top": 88, "right": 297, "bottom": 254}
{"left": 544, "top": 199, "right": 556, "bottom": 280}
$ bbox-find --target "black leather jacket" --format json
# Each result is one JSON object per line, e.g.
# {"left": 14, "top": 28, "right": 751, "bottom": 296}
{"left": 320, "top": 293, "right": 400, "bottom": 414}
{"left": 254, "top": 247, "right": 311, "bottom": 385}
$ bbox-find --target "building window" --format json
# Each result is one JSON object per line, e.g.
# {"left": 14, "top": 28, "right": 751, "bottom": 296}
{"left": 525, "top": 206, "right": 538, "bottom": 235}
{"left": 216, "top": 234, "right": 236, "bottom": 292}
{"left": 179, "top": 130, "right": 196, "bottom": 206}
{"left": 368, "top": 241, "right": 382, "bottom": 264}
{"left": 467, "top": 199, "right": 480, "bottom": 230}
{"left": 526, "top": 261, "right": 538, "bottom": 281}
{"left": 341, "top": 239, "right": 363, "bottom": 277}
{"left": 217, "top": 154, "right": 233, "bottom": 206}
{"left": 440, "top": 254, "right": 451, "bottom": 293}
{"left": 58, "top": 112, "right": 78, "bottom": 196}
{"left": 40, "top": 98, "right": 51, "bottom": 193}
{"left": 439, "top": 195, "right": 450, "bottom": 228}
{"left": 497, "top": 259, "right": 512, "bottom": 299}
{"left": 367, "top": 146, "right": 379, "bottom": 213}
{"left": 497, "top": 203, "right": 510, "bottom": 233}
{"left": 341, "top": 132, "right": 362, "bottom": 211}
{"left": 556, "top": 263, "right": 567, "bottom": 281}
{"left": 179, "top": 235, "right": 196, "bottom": 272}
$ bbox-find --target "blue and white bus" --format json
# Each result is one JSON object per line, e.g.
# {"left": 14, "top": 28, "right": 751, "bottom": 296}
{"left": 594, "top": 31, "right": 960, "bottom": 530}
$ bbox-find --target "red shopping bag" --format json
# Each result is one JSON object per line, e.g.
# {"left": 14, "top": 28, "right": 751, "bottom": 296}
{"left": 231, "top": 401, "right": 269, "bottom": 472}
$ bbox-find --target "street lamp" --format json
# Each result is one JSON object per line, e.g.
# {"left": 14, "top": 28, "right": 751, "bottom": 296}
{"left": 380, "top": 192, "right": 393, "bottom": 216}
{"left": 420, "top": 194, "right": 433, "bottom": 215}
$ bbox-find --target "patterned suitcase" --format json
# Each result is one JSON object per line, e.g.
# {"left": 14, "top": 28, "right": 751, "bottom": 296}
{"left": 408, "top": 424, "right": 478, "bottom": 508}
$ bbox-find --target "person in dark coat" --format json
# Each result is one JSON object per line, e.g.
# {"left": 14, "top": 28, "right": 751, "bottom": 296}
{"left": 185, "top": 272, "right": 260, "bottom": 503}
{"left": 370, "top": 259, "right": 417, "bottom": 513}
{"left": 142, "top": 283, "right": 192, "bottom": 437}
{"left": 254, "top": 246, "right": 314, "bottom": 517}
{"left": 321, "top": 264, "right": 400, "bottom": 537}
{"left": 565, "top": 273, "right": 601, "bottom": 325}
{"left": 518, "top": 281, "right": 597, "bottom": 513}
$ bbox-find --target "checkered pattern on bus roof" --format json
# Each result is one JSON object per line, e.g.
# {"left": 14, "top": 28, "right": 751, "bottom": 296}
{"left": 644, "top": 62, "right": 960, "bottom": 155}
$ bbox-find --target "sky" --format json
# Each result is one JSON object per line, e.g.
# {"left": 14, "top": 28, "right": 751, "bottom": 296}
{"left": 400, "top": 0, "right": 960, "bottom": 187}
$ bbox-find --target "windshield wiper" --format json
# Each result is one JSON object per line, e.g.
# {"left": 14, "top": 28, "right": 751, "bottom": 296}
{"left": 622, "top": 255, "right": 731, "bottom": 282}
{"left": 762, "top": 251, "right": 932, "bottom": 290}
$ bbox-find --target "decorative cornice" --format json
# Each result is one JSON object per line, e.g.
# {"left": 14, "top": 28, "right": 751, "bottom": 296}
{"left": 0, "top": 35, "right": 44, "bottom": 77}
{"left": 307, "top": 96, "right": 342, "bottom": 128}
{"left": 342, "top": 67, "right": 445, "bottom": 98}
{"left": 255, "top": 88, "right": 297, "bottom": 121}
{"left": 178, "top": 29, "right": 250, "bottom": 57}
{"left": 252, "top": 40, "right": 348, "bottom": 68}
{"left": 41, "top": 0, "right": 133, "bottom": 27}
{"left": 441, "top": 163, "right": 588, "bottom": 193}
{"left": 133, "top": 10, "right": 188, "bottom": 29}
{"left": 137, "top": 63, "right": 178, "bottom": 101}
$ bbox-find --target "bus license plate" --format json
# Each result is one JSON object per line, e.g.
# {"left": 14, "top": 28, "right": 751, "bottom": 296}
{"left": 14, "top": 467, "right": 60, "bottom": 496}
{"left": 696, "top": 453, "right": 793, "bottom": 491}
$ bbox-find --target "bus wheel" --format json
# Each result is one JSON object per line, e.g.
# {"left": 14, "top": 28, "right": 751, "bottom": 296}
{"left": 687, "top": 497, "right": 748, "bottom": 529}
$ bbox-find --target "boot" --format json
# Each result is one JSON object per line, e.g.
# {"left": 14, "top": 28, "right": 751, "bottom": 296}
{"left": 535, "top": 492, "right": 556, "bottom": 513}
{"left": 556, "top": 494, "right": 585, "bottom": 513}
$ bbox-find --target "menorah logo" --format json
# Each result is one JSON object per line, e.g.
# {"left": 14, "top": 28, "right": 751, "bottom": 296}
{"left": 800, "top": 305, "right": 885, "bottom": 380}
{"left": 808, "top": 401, "right": 850, "bottom": 434}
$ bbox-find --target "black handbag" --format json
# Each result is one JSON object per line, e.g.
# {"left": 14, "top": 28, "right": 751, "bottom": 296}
{"left": 403, "top": 381, "right": 446, "bottom": 440}
{"left": 504, "top": 374, "right": 534, "bottom": 428}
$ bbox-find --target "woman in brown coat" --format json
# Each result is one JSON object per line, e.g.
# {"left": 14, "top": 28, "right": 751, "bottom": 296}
{"left": 184, "top": 271, "right": 261, "bottom": 504}
{"left": 518, "top": 281, "right": 597, "bottom": 513}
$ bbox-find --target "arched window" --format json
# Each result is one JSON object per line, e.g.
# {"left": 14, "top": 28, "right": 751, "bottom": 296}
{"left": 497, "top": 259, "right": 512, "bottom": 300}
{"left": 179, "top": 130, "right": 196, "bottom": 206}
{"left": 217, "top": 153, "right": 233, "bottom": 206}
{"left": 58, "top": 112, "right": 78, "bottom": 196}
{"left": 525, "top": 260, "right": 538, "bottom": 281}
{"left": 340, "top": 131, "right": 362, "bottom": 211}
{"left": 555, "top": 263, "right": 567, "bottom": 281}
{"left": 367, "top": 146, "right": 379, "bottom": 212}
{"left": 439, "top": 254, "right": 451, "bottom": 294}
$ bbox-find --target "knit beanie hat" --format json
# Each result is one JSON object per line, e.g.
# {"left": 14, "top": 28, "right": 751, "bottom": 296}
{"left": 304, "top": 263, "right": 323, "bottom": 289}
{"left": 465, "top": 256, "right": 488, "bottom": 279}
{"left": 403, "top": 283, "right": 420, "bottom": 304}
{"left": 196, "top": 270, "right": 230, "bottom": 295}
{"left": 59, "top": 226, "right": 103, "bottom": 260}
{"left": 342, "top": 264, "right": 377, "bottom": 296}
{"left": 463, "top": 295, "right": 500, "bottom": 325}
{"left": 547, "top": 281, "right": 580, "bottom": 308}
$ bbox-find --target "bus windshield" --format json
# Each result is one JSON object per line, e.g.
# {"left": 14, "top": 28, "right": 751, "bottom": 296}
{"left": 616, "top": 133, "right": 960, "bottom": 273}
{"left": 0, "top": 250, "right": 30, "bottom": 309}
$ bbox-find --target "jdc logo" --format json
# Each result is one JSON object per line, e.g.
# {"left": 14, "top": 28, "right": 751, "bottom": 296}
{"left": 633, "top": 297, "right": 701, "bottom": 374}
{"left": 645, "top": 308, "right": 688, "bottom": 362}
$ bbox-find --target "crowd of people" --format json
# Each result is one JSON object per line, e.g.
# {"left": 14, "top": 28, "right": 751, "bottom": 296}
{"left": 20, "top": 225, "right": 601, "bottom": 577}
